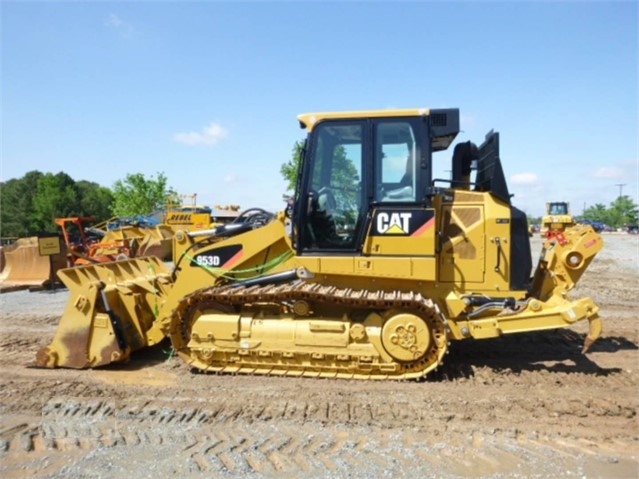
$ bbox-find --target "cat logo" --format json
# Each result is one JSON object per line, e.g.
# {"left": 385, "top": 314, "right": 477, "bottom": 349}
{"left": 371, "top": 209, "right": 435, "bottom": 237}
{"left": 376, "top": 212, "right": 412, "bottom": 235}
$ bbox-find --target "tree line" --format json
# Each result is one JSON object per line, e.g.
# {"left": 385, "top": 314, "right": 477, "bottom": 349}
{"left": 3, "top": 164, "right": 636, "bottom": 239}
{"left": 1, "top": 171, "right": 172, "bottom": 237}
{"left": 580, "top": 196, "right": 638, "bottom": 228}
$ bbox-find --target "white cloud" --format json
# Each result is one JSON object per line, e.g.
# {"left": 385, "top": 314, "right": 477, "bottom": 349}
{"left": 104, "top": 13, "right": 135, "bottom": 38}
{"left": 224, "top": 174, "right": 237, "bottom": 183}
{"left": 510, "top": 172, "right": 540, "bottom": 185}
{"left": 105, "top": 14, "right": 124, "bottom": 29}
{"left": 590, "top": 166, "right": 624, "bottom": 179}
{"left": 173, "top": 122, "right": 229, "bottom": 146}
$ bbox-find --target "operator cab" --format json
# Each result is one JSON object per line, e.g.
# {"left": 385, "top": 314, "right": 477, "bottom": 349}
{"left": 548, "top": 202, "right": 569, "bottom": 215}
{"left": 294, "top": 108, "right": 459, "bottom": 253}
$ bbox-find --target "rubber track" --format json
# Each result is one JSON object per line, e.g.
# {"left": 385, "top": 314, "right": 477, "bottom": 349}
{"left": 170, "top": 281, "right": 449, "bottom": 379}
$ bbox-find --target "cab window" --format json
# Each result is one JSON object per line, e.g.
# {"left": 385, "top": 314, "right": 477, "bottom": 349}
{"left": 375, "top": 121, "right": 417, "bottom": 202}
{"left": 302, "top": 122, "right": 364, "bottom": 250}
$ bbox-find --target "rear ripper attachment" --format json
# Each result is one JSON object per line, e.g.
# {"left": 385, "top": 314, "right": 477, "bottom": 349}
{"left": 530, "top": 223, "right": 604, "bottom": 352}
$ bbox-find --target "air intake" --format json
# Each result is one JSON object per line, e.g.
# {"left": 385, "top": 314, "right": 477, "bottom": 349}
{"left": 430, "top": 113, "right": 448, "bottom": 127}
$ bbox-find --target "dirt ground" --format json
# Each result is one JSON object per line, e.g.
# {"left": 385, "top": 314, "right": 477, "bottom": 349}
{"left": 0, "top": 234, "right": 637, "bottom": 478}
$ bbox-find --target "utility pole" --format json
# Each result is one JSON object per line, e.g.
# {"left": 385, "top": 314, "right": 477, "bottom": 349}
{"left": 615, "top": 183, "right": 626, "bottom": 198}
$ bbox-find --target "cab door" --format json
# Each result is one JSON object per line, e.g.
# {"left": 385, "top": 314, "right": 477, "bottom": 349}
{"left": 297, "top": 120, "right": 367, "bottom": 253}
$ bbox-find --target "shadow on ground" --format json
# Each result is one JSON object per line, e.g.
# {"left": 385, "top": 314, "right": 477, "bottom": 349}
{"left": 430, "top": 329, "right": 636, "bottom": 381}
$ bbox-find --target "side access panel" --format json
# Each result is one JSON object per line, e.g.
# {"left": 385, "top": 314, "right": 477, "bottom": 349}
{"left": 438, "top": 203, "right": 486, "bottom": 283}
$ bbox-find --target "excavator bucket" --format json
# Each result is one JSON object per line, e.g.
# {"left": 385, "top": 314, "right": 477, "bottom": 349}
{"left": 35, "top": 257, "right": 173, "bottom": 368}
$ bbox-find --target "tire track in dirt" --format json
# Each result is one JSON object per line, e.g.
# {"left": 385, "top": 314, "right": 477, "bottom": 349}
{"left": 8, "top": 416, "right": 606, "bottom": 477}
{"left": 2, "top": 377, "right": 635, "bottom": 427}
{"left": 1, "top": 381, "right": 635, "bottom": 459}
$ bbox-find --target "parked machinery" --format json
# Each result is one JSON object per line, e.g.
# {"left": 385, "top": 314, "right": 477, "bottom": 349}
{"left": 55, "top": 217, "right": 134, "bottom": 266}
{"left": 0, "top": 237, "right": 66, "bottom": 291}
{"left": 541, "top": 201, "right": 574, "bottom": 238}
{"left": 55, "top": 196, "right": 237, "bottom": 266}
{"left": 37, "top": 108, "right": 603, "bottom": 379}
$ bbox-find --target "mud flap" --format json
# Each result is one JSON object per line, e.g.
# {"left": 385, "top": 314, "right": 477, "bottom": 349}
{"left": 35, "top": 257, "right": 172, "bottom": 368}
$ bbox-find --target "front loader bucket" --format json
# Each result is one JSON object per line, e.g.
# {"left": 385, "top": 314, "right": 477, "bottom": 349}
{"left": 36, "top": 257, "right": 173, "bottom": 369}
{"left": 136, "top": 226, "right": 174, "bottom": 260}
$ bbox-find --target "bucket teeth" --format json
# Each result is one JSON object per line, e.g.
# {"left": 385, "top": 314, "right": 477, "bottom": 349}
{"left": 35, "top": 347, "right": 58, "bottom": 368}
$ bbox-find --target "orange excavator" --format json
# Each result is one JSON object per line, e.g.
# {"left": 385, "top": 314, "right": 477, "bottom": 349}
{"left": 55, "top": 217, "right": 135, "bottom": 266}
{"left": 56, "top": 196, "right": 238, "bottom": 267}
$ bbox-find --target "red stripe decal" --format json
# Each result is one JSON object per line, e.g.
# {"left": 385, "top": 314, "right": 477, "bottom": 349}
{"left": 411, "top": 217, "right": 435, "bottom": 237}
{"left": 223, "top": 249, "right": 244, "bottom": 269}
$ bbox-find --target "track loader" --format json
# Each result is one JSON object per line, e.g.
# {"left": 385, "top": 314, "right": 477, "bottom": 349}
{"left": 37, "top": 108, "right": 604, "bottom": 379}
{"left": 541, "top": 201, "right": 574, "bottom": 238}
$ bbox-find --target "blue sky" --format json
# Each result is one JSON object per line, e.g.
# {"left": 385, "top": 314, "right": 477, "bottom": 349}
{"left": 2, "top": 1, "right": 637, "bottom": 217}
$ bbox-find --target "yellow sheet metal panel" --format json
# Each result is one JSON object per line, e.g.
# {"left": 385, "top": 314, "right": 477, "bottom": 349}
{"left": 298, "top": 108, "right": 430, "bottom": 131}
{"left": 438, "top": 204, "right": 486, "bottom": 283}
{"left": 309, "top": 256, "right": 436, "bottom": 282}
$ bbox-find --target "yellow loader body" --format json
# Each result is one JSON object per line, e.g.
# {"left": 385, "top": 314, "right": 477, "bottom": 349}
{"left": 37, "top": 108, "right": 604, "bottom": 379}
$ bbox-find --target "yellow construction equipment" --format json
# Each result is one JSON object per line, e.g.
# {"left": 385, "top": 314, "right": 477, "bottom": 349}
{"left": 55, "top": 195, "right": 239, "bottom": 267}
{"left": 0, "top": 237, "right": 67, "bottom": 292}
{"left": 37, "top": 108, "right": 604, "bottom": 379}
{"left": 541, "top": 201, "right": 574, "bottom": 238}
{"left": 55, "top": 217, "right": 134, "bottom": 266}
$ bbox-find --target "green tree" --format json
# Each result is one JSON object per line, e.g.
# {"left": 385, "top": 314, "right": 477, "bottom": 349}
{"left": 280, "top": 140, "right": 304, "bottom": 194}
{"left": 583, "top": 196, "right": 638, "bottom": 228}
{"left": 111, "top": 172, "right": 174, "bottom": 217}
{"left": 1, "top": 171, "right": 115, "bottom": 237}
{"left": 76, "top": 181, "right": 114, "bottom": 221}
{"left": 582, "top": 203, "right": 609, "bottom": 223}
{"left": 31, "top": 172, "right": 81, "bottom": 233}
{"left": 279, "top": 139, "right": 360, "bottom": 225}
{"left": 324, "top": 144, "right": 360, "bottom": 216}
{"left": 279, "top": 140, "right": 358, "bottom": 197}
{"left": 1, "top": 171, "right": 44, "bottom": 237}
{"left": 608, "top": 195, "right": 638, "bottom": 227}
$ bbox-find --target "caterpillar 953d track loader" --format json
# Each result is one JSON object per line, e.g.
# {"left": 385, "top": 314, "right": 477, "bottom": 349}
{"left": 36, "top": 108, "right": 604, "bottom": 379}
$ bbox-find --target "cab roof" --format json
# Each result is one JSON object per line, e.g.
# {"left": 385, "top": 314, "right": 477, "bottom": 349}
{"left": 297, "top": 108, "right": 434, "bottom": 132}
